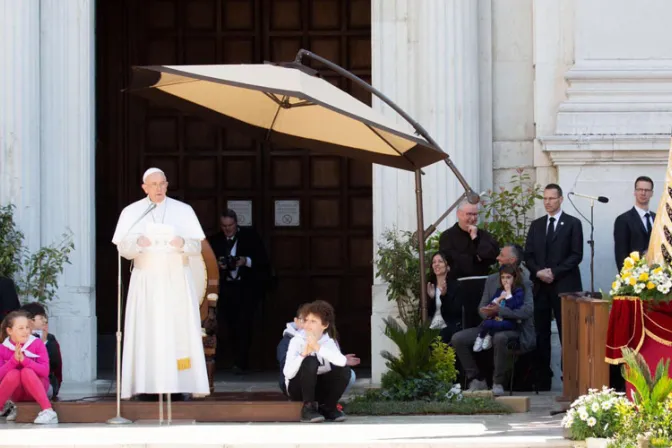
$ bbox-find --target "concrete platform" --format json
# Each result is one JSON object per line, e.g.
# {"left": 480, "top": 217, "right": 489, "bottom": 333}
{"left": 0, "top": 413, "right": 572, "bottom": 448}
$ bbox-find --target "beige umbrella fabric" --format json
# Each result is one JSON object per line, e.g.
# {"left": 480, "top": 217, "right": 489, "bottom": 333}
{"left": 128, "top": 64, "right": 446, "bottom": 171}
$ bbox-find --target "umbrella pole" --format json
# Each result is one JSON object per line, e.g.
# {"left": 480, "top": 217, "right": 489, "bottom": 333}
{"left": 415, "top": 169, "right": 428, "bottom": 324}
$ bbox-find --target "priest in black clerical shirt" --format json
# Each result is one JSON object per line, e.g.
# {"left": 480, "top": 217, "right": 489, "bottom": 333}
{"left": 439, "top": 200, "right": 499, "bottom": 328}
{"left": 208, "top": 209, "right": 270, "bottom": 374}
{"left": 439, "top": 201, "right": 499, "bottom": 279}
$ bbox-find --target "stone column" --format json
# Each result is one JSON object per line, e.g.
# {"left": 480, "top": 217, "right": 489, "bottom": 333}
{"left": 0, "top": 1, "right": 42, "bottom": 253}
{"left": 371, "top": 0, "right": 485, "bottom": 383}
{"left": 40, "top": 0, "right": 97, "bottom": 383}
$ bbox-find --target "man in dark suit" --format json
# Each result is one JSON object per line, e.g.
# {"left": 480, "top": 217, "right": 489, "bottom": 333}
{"left": 451, "top": 243, "right": 535, "bottom": 396}
{"left": 0, "top": 276, "right": 21, "bottom": 320}
{"left": 524, "top": 183, "right": 583, "bottom": 389}
{"left": 614, "top": 176, "right": 655, "bottom": 271}
{"left": 208, "top": 209, "right": 270, "bottom": 374}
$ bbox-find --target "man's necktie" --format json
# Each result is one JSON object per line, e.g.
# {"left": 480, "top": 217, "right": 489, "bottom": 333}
{"left": 645, "top": 212, "right": 652, "bottom": 235}
{"left": 545, "top": 217, "right": 555, "bottom": 263}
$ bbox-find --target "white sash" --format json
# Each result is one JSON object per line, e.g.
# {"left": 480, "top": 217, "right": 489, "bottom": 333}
{"left": 2, "top": 335, "right": 40, "bottom": 358}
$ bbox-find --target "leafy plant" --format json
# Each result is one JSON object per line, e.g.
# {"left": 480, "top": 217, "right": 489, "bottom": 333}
{"left": 0, "top": 204, "right": 74, "bottom": 304}
{"left": 621, "top": 347, "right": 672, "bottom": 415}
{"left": 429, "top": 336, "right": 458, "bottom": 386}
{"left": 479, "top": 169, "right": 542, "bottom": 248}
{"left": 376, "top": 229, "right": 439, "bottom": 327}
{"left": 380, "top": 317, "right": 438, "bottom": 380}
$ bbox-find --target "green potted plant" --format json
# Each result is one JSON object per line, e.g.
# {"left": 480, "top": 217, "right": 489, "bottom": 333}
{"left": 0, "top": 204, "right": 74, "bottom": 305}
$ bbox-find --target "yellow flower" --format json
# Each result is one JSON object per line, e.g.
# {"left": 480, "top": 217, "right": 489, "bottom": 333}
{"left": 621, "top": 271, "right": 631, "bottom": 280}
{"left": 623, "top": 258, "right": 635, "bottom": 269}
{"left": 629, "top": 277, "right": 637, "bottom": 286}
{"left": 612, "top": 281, "right": 620, "bottom": 290}
{"left": 647, "top": 281, "right": 656, "bottom": 290}
{"left": 629, "top": 252, "right": 640, "bottom": 262}
{"left": 653, "top": 267, "right": 663, "bottom": 275}
{"left": 639, "top": 272, "right": 649, "bottom": 282}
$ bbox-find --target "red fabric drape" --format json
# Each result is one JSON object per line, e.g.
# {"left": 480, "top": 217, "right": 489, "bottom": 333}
{"left": 606, "top": 296, "right": 672, "bottom": 364}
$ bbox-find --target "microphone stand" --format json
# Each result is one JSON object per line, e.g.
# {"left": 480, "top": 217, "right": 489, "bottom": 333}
{"left": 588, "top": 199, "right": 596, "bottom": 296}
{"left": 107, "top": 203, "right": 157, "bottom": 425}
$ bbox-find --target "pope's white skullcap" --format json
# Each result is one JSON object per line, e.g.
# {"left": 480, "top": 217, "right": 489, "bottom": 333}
{"left": 142, "top": 167, "right": 165, "bottom": 182}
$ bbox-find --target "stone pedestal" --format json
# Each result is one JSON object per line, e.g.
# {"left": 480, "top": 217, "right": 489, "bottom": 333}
{"left": 371, "top": 0, "right": 487, "bottom": 384}
{"left": 0, "top": 1, "right": 41, "bottom": 252}
{"left": 40, "top": 0, "right": 97, "bottom": 383}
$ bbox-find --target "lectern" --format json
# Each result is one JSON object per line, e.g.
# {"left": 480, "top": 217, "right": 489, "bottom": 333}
{"left": 559, "top": 293, "right": 610, "bottom": 405}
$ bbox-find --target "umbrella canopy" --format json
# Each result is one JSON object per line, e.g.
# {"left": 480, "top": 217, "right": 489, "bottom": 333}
{"left": 128, "top": 64, "right": 446, "bottom": 171}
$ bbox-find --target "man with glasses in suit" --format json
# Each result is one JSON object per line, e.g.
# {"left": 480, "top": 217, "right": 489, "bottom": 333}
{"left": 613, "top": 176, "right": 656, "bottom": 271}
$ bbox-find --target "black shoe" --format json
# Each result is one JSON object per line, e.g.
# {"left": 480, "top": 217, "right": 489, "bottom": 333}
{"left": 319, "top": 405, "right": 347, "bottom": 422}
{"left": 301, "top": 402, "right": 325, "bottom": 423}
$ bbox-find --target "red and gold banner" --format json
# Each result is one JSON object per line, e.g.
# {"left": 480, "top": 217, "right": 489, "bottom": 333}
{"left": 605, "top": 296, "right": 672, "bottom": 364}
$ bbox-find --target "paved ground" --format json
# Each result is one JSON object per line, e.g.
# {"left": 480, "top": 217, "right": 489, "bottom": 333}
{"left": 0, "top": 324, "right": 568, "bottom": 447}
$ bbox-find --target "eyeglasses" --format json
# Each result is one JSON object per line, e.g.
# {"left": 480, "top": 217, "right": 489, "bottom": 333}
{"left": 635, "top": 188, "right": 653, "bottom": 193}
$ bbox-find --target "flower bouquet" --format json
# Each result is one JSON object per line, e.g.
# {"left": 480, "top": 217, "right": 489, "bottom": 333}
{"left": 609, "top": 252, "right": 672, "bottom": 303}
{"left": 561, "top": 387, "right": 633, "bottom": 442}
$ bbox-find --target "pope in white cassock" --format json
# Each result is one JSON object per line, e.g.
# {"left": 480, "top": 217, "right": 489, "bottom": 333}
{"left": 112, "top": 167, "right": 209, "bottom": 399}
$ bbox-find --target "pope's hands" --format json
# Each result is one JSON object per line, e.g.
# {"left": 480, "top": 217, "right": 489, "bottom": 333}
{"left": 137, "top": 236, "right": 151, "bottom": 247}
{"left": 169, "top": 236, "right": 185, "bottom": 248}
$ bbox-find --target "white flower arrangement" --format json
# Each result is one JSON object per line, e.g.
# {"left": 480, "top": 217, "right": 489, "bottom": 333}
{"left": 609, "top": 252, "right": 672, "bottom": 302}
{"left": 562, "top": 386, "right": 634, "bottom": 441}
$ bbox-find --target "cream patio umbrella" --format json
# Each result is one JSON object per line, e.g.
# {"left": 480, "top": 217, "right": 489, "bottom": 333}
{"left": 127, "top": 50, "right": 480, "bottom": 324}
{"left": 128, "top": 62, "right": 445, "bottom": 171}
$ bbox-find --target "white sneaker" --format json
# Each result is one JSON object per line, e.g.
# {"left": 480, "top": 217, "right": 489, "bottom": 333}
{"left": 467, "top": 378, "right": 488, "bottom": 392}
{"left": 473, "top": 336, "right": 484, "bottom": 352}
{"left": 5, "top": 403, "right": 17, "bottom": 421}
{"left": 492, "top": 384, "right": 505, "bottom": 396}
{"left": 1, "top": 400, "right": 14, "bottom": 417}
{"left": 481, "top": 334, "right": 493, "bottom": 350}
{"left": 33, "top": 408, "right": 58, "bottom": 424}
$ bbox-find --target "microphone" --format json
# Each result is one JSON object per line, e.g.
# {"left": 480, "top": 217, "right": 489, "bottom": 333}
{"left": 466, "top": 190, "right": 481, "bottom": 205}
{"left": 126, "top": 202, "right": 157, "bottom": 236}
{"left": 569, "top": 192, "right": 609, "bottom": 203}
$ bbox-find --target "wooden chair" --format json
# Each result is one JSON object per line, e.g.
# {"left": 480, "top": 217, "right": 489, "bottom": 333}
{"left": 189, "top": 240, "right": 220, "bottom": 394}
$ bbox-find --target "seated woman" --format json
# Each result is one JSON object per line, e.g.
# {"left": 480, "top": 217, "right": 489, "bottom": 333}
{"left": 283, "top": 300, "right": 351, "bottom": 423}
{"left": 426, "top": 251, "right": 463, "bottom": 343}
{"left": 0, "top": 311, "right": 58, "bottom": 424}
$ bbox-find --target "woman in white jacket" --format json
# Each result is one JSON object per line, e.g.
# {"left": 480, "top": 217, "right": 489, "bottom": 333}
{"left": 283, "top": 300, "right": 351, "bottom": 423}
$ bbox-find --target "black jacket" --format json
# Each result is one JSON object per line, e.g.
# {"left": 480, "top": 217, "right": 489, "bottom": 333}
{"left": 208, "top": 227, "right": 270, "bottom": 287}
{"left": 426, "top": 278, "right": 463, "bottom": 325}
{"left": 0, "top": 277, "right": 20, "bottom": 320}
{"left": 614, "top": 207, "right": 655, "bottom": 271}
{"left": 524, "top": 212, "right": 584, "bottom": 295}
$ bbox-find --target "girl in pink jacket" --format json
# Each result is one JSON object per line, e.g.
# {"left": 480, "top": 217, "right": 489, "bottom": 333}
{"left": 0, "top": 310, "right": 58, "bottom": 424}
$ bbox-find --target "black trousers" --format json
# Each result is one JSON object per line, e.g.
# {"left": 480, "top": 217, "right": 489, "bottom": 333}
{"left": 287, "top": 356, "right": 351, "bottom": 410}
{"left": 534, "top": 285, "right": 563, "bottom": 380}
{"left": 217, "top": 281, "right": 261, "bottom": 370}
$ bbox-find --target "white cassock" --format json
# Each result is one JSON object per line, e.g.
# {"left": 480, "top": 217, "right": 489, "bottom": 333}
{"left": 112, "top": 196, "right": 209, "bottom": 398}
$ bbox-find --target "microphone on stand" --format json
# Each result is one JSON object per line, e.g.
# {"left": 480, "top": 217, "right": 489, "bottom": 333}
{"left": 568, "top": 192, "right": 609, "bottom": 203}
{"left": 567, "top": 192, "right": 608, "bottom": 297}
{"left": 107, "top": 201, "right": 157, "bottom": 426}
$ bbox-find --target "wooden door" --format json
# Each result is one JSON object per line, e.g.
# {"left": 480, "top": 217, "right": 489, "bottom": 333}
{"left": 96, "top": 0, "right": 373, "bottom": 371}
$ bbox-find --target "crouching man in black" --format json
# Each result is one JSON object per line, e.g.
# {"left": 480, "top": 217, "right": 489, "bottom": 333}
{"left": 282, "top": 300, "right": 351, "bottom": 423}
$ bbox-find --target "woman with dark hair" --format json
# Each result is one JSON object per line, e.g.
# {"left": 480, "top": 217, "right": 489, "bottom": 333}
{"left": 426, "top": 251, "right": 463, "bottom": 344}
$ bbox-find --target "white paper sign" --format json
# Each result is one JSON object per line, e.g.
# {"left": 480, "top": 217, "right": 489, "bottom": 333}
{"left": 227, "top": 200, "right": 253, "bottom": 226}
{"left": 275, "top": 200, "right": 300, "bottom": 227}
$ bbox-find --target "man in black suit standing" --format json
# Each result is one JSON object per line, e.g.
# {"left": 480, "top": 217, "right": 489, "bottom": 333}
{"left": 208, "top": 209, "right": 270, "bottom": 374}
{"left": 613, "top": 176, "right": 655, "bottom": 271}
{"left": 524, "top": 183, "right": 583, "bottom": 389}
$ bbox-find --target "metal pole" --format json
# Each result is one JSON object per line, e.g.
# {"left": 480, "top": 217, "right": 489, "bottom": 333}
{"left": 423, "top": 192, "right": 467, "bottom": 241}
{"left": 294, "top": 50, "right": 480, "bottom": 204}
{"left": 416, "top": 170, "right": 428, "bottom": 323}
{"left": 590, "top": 199, "right": 595, "bottom": 295}
{"left": 106, "top": 253, "right": 132, "bottom": 425}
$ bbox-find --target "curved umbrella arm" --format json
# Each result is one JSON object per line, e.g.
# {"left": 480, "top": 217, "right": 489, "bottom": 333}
{"left": 294, "top": 49, "right": 480, "bottom": 205}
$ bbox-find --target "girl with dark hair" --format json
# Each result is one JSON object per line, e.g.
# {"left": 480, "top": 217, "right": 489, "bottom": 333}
{"left": 426, "top": 251, "right": 463, "bottom": 344}
{"left": 0, "top": 311, "right": 58, "bottom": 424}
{"left": 473, "top": 264, "right": 524, "bottom": 352}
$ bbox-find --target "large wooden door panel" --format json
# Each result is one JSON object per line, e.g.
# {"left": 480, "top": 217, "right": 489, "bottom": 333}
{"left": 96, "top": 0, "right": 372, "bottom": 370}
